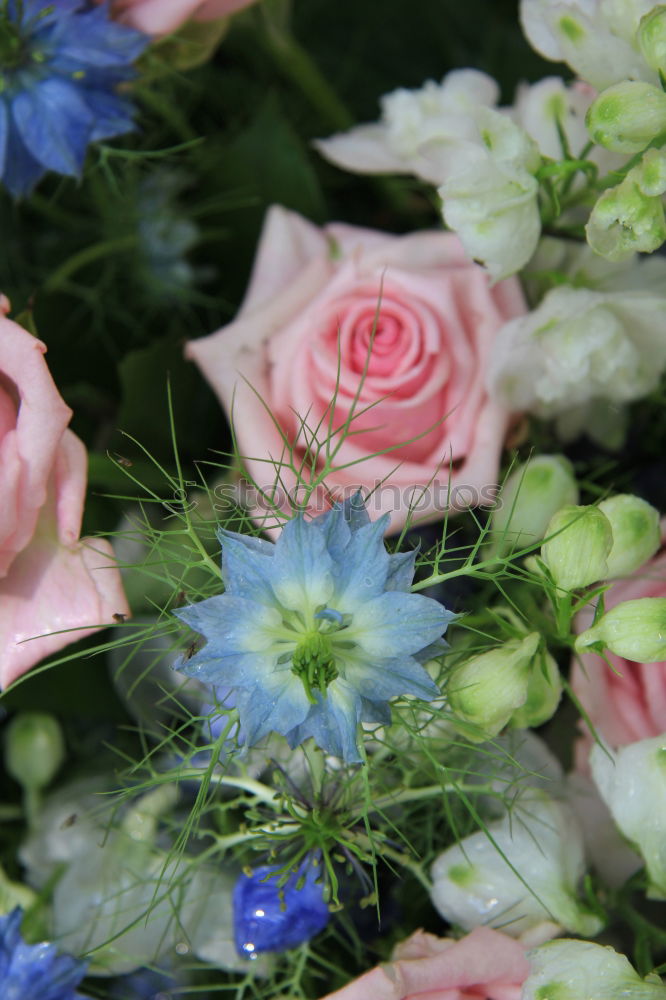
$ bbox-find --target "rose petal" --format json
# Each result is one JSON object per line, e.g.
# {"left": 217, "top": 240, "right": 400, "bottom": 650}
{"left": 0, "top": 435, "right": 129, "bottom": 689}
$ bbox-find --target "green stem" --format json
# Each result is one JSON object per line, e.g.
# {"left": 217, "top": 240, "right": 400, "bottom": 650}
{"left": 180, "top": 771, "right": 280, "bottom": 806}
{"left": 371, "top": 781, "right": 496, "bottom": 812}
{"left": 44, "top": 235, "right": 138, "bottom": 292}
{"left": 260, "top": 14, "right": 353, "bottom": 131}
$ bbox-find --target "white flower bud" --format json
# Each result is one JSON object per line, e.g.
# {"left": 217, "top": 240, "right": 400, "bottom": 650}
{"left": 586, "top": 81, "right": 666, "bottom": 153}
{"left": 638, "top": 6, "right": 666, "bottom": 76}
{"left": 448, "top": 632, "right": 541, "bottom": 741}
{"left": 491, "top": 456, "right": 579, "bottom": 556}
{"left": 4, "top": 712, "right": 65, "bottom": 792}
{"left": 590, "top": 737, "right": 666, "bottom": 899}
{"left": 575, "top": 596, "right": 666, "bottom": 661}
{"left": 510, "top": 648, "right": 562, "bottom": 729}
{"left": 542, "top": 505, "right": 613, "bottom": 591}
{"left": 586, "top": 149, "right": 666, "bottom": 261}
{"left": 522, "top": 939, "right": 666, "bottom": 1000}
{"left": 598, "top": 494, "right": 661, "bottom": 577}
{"left": 430, "top": 792, "right": 602, "bottom": 940}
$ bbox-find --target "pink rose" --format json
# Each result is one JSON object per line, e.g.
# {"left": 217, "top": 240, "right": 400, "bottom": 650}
{"left": 0, "top": 300, "right": 129, "bottom": 689}
{"left": 571, "top": 537, "right": 666, "bottom": 757}
{"left": 186, "top": 206, "right": 525, "bottom": 534}
{"left": 110, "top": 0, "right": 256, "bottom": 36}
{"left": 318, "top": 927, "right": 529, "bottom": 1000}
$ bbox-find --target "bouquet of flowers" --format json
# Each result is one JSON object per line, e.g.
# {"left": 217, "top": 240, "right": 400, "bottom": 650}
{"left": 2, "top": 2, "right": 666, "bottom": 998}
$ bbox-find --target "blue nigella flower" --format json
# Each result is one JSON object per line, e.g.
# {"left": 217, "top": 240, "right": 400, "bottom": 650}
{"left": 233, "top": 863, "right": 330, "bottom": 957}
{"left": 174, "top": 496, "right": 454, "bottom": 763}
{"left": 0, "top": 907, "right": 88, "bottom": 999}
{"left": 0, "top": 0, "right": 148, "bottom": 198}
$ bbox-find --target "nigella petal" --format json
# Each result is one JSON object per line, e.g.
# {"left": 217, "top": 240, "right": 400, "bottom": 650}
{"left": 82, "top": 89, "right": 136, "bottom": 142}
{"left": 270, "top": 516, "right": 335, "bottom": 612}
{"left": 177, "top": 649, "right": 279, "bottom": 688}
{"left": 174, "top": 594, "right": 282, "bottom": 656}
{"left": 352, "top": 591, "right": 454, "bottom": 657}
{"left": 343, "top": 655, "right": 439, "bottom": 701}
{"left": 287, "top": 681, "right": 363, "bottom": 761}
{"left": 1, "top": 121, "right": 46, "bottom": 198}
{"left": 235, "top": 673, "right": 311, "bottom": 744}
{"left": 218, "top": 530, "right": 277, "bottom": 604}
{"left": 385, "top": 547, "right": 418, "bottom": 592}
{"left": 331, "top": 517, "right": 390, "bottom": 604}
{"left": 52, "top": 10, "right": 148, "bottom": 69}
{"left": 12, "top": 78, "right": 94, "bottom": 175}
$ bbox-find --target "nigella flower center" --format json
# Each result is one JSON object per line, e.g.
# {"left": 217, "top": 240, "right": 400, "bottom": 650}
{"left": 0, "top": 16, "right": 29, "bottom": 71}
{"left": 288, "top": 606, "right": 353, "bottom": 704}
{"left": 291, "top": 630, "right": 339, "bottom": 703}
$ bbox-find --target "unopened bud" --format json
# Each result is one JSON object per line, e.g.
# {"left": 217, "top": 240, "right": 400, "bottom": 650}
{"left": 586, "top": 150, "right": 666, "bottom": 261}
{"left": 598, "top": 494, "right": 661, "bottom": 577}
{"left": 575, "top": 597, "right": 666, "bottom": 661}
{"left": 510, "top": 648, "right": 562, "bottom": 729}
{"left": 448, "top": 632, "right": 540, "bottom": 740}
{"left": 586, "top": 81, "right": 666, "bottom": 153}
{"left": 491, "top": 456, "right": 578, "bottom": 556}
{"left": 541, "top": 505, "right": 612, "bottom": 591}
{"left": 638, "top": 6, "right": 666, "bottom": 76}
{"left": 4, "top": 712, "right": 65, "bottom": 792}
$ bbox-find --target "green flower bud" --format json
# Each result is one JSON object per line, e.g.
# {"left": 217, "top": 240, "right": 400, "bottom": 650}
{"left": 586, "top": 149, "right": 666, "bottom": 261}
{"left": 4, "top": 713, "right": 65, "bottom": 792}
{"left": 448, "top": 632, "right": 540, "bottom": 741}
{"left": 586, "top": 81, "right": 666, "bottom": 153}
{"left": 541, "top": 505, "right": 613, "bottom": 591}
{"left": 598, "top": 494, "right": 661, "bottom": 577}
{"left": 575, "top": 597, "right": 666, "bottom": 661}
{"left": 490, "top": 456, "right": 579, "bottom": 556}
{"left": 638, "top": 6, "right": 666, "bottom": 76}
{"left": 510, "top": 648, "right": 562, "bottom": 729}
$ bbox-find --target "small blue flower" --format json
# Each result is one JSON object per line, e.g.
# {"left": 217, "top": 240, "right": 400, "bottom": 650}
{"left": 233, "top": 864, "right": 330, "bottom": 957}
{"left": 0, "top": 0, "right": 148, "bottom": 197}
{"left": 0, "top": 908, "right": 88, "bottom": 1000}
{"left": 175, "top": 497, "right": 454, "bottom": 763}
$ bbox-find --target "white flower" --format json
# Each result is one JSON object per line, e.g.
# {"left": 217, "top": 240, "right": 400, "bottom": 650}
{"left": 430, "top": 791, "right": 601, "bottom": 941}
{"left": 522, "top": 939, "right": 666, "bottom": 1000}
{"left": 513, "top": 76, "right": 590, "bottom": 158}
{"left": 486, "top": 284, "right": 666, "bottom": 425}
{"left": 519, "top": 0, "right": 656, "bottom": 89}
{"left": 315, "top": 71, "right": 542, "bottom": 279}
{"left": 314, "top": 69, "right": 500, "bottom": 182}
{"left": 437, "top": 109, "right": 542, "bottom": 280}
{"left": 590, "top": 736, "right": 666, "bottom": 897}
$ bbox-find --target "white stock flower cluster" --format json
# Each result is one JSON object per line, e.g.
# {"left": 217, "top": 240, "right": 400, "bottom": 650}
{"left": 316, "top": 69, "right": 603, "bottom": 280}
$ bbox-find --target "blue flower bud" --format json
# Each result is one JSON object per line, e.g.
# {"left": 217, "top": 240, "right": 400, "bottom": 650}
{"left": 233, "top": 864, "right": 329, "bottom": 957}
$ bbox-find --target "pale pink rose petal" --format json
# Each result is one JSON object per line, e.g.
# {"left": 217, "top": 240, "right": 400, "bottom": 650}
{"left": 319, "top": 928, "right": 529, "bottom": 1000}
{"left": 241, "top": 206, "right": 331, "bottom": 315}
{"left": 572, "top": 537, "right": 666, "bottom": 756}
{"left": 194, "top": 0, "right": 256, "bottom": 20}
{"left": 0, "top": 434, "right": 129, "bottom": 689}
{"left": 390, "top": 928, "right": 529, "bottom": 997}
{"left": 393, "top": 930, "right": 456, "bottom": 961}
{"left": 111, "top": 0, "right": 255, "bottom": 34}
{"left": 0, "top": 315, "right": 71, "bottom": 574}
